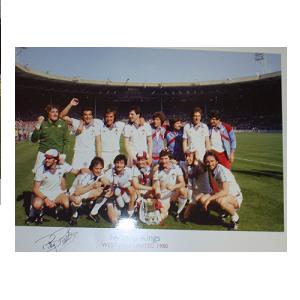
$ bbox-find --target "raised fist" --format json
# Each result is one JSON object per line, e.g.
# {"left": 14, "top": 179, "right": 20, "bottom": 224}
{"left": 70, "top": 98, "right": 79, "bottom": 106}
{"left": 37, "top": 116, "right": 45, "bottom": 124}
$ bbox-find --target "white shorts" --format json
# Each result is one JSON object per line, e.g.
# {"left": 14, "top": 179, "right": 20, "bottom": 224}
{"left": 42, "top": 189, "right": 65, "bottom": 202}
{"left": 235, "top": 192, "right": 243, "bottom": 208}
{"left": 160, "top": 190, "right": 176, "bottom": 209}
{"left": 72, "top": 151, "right": 95, "bottom": 170}
{"left": 75, "top": 190, "right": 94, "bottom": 201}
{"left": 101, "top": 151, "right": 119, "bottom": 169}
{"left": 32, "top": 151, "right": 45, "bottom": 173}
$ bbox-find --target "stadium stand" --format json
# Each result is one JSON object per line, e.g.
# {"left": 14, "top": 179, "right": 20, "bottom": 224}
{"left": 15, "top": 64, "right": 282, "bottom": 131}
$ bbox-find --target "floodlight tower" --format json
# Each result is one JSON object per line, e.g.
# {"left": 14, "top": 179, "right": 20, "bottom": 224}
{"left": 255, "top": 52, "right": 268, "bottom": 75}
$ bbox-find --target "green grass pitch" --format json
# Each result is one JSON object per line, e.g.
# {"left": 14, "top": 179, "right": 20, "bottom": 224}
{"left": 15, "top": 133, "right": 284, "bottom": 231}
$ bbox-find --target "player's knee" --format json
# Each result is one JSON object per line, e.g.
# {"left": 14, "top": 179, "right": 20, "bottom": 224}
{"left": 33, "top": 198, "right": 43, "bottom": 210}
{"left": 95, "top": 189, "right": 102, "bottom": 197}
{"left": 62, "top": 196, "right": 70, "bottom": 209}
{"left": 216, "top": 197, "right": 226, "bottom": 207}
{"left": 179, "top": 187, "right": 187, "bottom": 197}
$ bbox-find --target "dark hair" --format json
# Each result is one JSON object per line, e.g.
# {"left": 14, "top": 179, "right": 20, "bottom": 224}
{"left": 159, "top": 149, "right": 173, "bottom": 159}
{"left": 203, "top": 150, "right": 219, "bottom": 163}
{"left": 209, "top": 110, "right": 221, "bottom": 120}
{"left": 152, "top": 111, "right": 167, "bottom": 123}
{"left": 169, "top": 118, "right": 182, "bottom": 130}
{"left": 45, "top": 104, "right": 60, "bottom": 116}
{"left": 81, "top": 106, "right": 94, "bottom": 116}
{"left": 89, "top": 157, "right": 104, "bottom": 170}
{"left": 190, "top": 107, "right": 203, "bottom": 119}
{"left": 114, "top": 154, "right": 127, "bottom": 165}
{"left": 129, "top": 105, "right": 141, "bottom": 116}
{"left": 104, "top": 107, "right": 117, "bottom": 121}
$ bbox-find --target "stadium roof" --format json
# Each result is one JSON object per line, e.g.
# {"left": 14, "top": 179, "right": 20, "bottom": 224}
{"left": 16, "top": 63, "right": 281, "bottom": 89}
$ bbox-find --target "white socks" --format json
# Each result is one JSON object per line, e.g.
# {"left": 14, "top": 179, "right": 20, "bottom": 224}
{"left": 177, "top": 197, "right": 187, "bottom": 214}
{"left": 231, "top": 212, "right": 239, "bottom": 223}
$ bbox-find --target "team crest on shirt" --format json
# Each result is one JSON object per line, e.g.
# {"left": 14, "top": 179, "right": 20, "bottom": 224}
{"left": 58, "top": 124, "right": 62, "bottom": 128}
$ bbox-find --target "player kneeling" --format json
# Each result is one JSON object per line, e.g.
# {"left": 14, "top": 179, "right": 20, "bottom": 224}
{"left": 102, "top": 154, "right": 136, "bottom": 224}
{"left": 180, "top": 147, "right": 213, "bottom": 222}
{"left": 30, "top": 149, "right": 83, "bottom": 224}
{"left": 153, "top": 149, "right": 188, "bottom": 221}
{"left": 69, "top": 157, "right": 106, "bottom": 225}
{"left": 199, "top": 151, "right": 243, "bottom": 230}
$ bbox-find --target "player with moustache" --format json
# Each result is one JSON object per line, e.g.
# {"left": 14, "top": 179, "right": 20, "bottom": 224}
{"left": 200, "top": 150, "right": 243, "bottom": 230}
{"left": 29, "top": 149, "right": 87, "bottom": 224}
{"left": 59, "top": 98, "right": 102, "bottom": 169}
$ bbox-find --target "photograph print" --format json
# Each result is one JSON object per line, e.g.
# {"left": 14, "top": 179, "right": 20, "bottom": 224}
{"left": 15, "top": 47, "right": 284, "bottom": 233}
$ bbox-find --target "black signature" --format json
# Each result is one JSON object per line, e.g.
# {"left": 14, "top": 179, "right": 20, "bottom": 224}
{"left": 35, "top": 228, "right": 78, "bottom": 252}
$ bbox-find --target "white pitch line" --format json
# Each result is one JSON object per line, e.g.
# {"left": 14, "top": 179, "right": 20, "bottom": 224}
{"left": 235, "top": 157, "right": 282, "bottom": 167}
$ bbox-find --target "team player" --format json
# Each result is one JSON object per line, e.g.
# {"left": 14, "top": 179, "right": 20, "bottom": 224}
{"left": 132, "top": 151, "right": 153, "bottom": 197}
{"left": 69, "top": 157, "right": 106, "bottom": 225}
{"left": 165, "top": 118, "right": 185, "bottom": 163}
{"left": 180, "top": 148, "right": 213, "bottom": 222}
{"left": 151, "top": 111, "right": 167, "bottom": 165}
{"left": 31, "top": 104, "right": 70, "bottom": 173}
{"left": 30, "top": 149, "right": 83, "bottom": 224}
{"left": 59, "top": 98, "right": 102, "bottom": 169}
{"left": 208, "top": 110, "right": 236, "bottom": 169}
{"left": 183, "top": 107, "right": 211, "bottom": 161}
{"left": 99, "top": 108, "right": 125, "bottom": 169}
{"left": 123, "top": 106, "right": 153, "bottom": 166}
{"left": 200, "top": 150, "right": 243, "bottom": 230}
{"left": 102, "top": 154, "right": 136, "bottom": 223}
{"left": 153, "top": 149, "right": 188, "bottom": 220}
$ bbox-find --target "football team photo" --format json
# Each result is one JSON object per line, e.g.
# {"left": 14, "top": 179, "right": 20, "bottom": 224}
{"left": 15, "top": 47, "right": 284, "bottom": 232}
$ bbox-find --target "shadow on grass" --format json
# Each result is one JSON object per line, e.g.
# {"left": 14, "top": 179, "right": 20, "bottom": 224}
{"left": 234, "top": 169, "right": 283, "bottom": 180}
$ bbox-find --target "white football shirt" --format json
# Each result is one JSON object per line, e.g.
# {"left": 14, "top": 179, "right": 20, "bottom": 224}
{"left": 100, "top": 121, "right": 125, "bottom": 152}
{"left": 183, "top": 122, "right": 209, "bottom": 160}
{"left": 153, "top": 164, "right": 183, "bottom": 191}
{"left": 212, "top": 164, "right": 241, "bottom": 196}
{"left": 123, "top": 122, "right": 152, "bottom": 155}
{"left": 71, "top": 118, "right": 100, "bottom": 154}
{"left": 104, "top": 166, "right": 133, "bottom": 188}
{"left": 35, "top": 163, "right": 73, "bottom": 195}
{"left": 210, "top": 127, "right": 224, "bottom": 152}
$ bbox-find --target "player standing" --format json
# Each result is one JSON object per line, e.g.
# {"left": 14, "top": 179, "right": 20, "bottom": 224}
{"left": 98, "top": 108, "right": 125, "bottom": 169}
{"left": 183, "top": 107, "right": 211, "bottom": 161}
{"left": 165, "top": 118, "right": 185, "bottom": 163}
{"left": 31, "top": 104, "right": 70, "bottom": 173}
{"left": 59, "top": 98, "right": 102, "bottom": 169}
{"left": 208, "top": 110, "right": 236, "bottom": 169}
{"left": 123, "top": 106, "right": 153, "bottom": 166}
{"left": 151, "top": 111, "right": 167, "bottom": 165}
